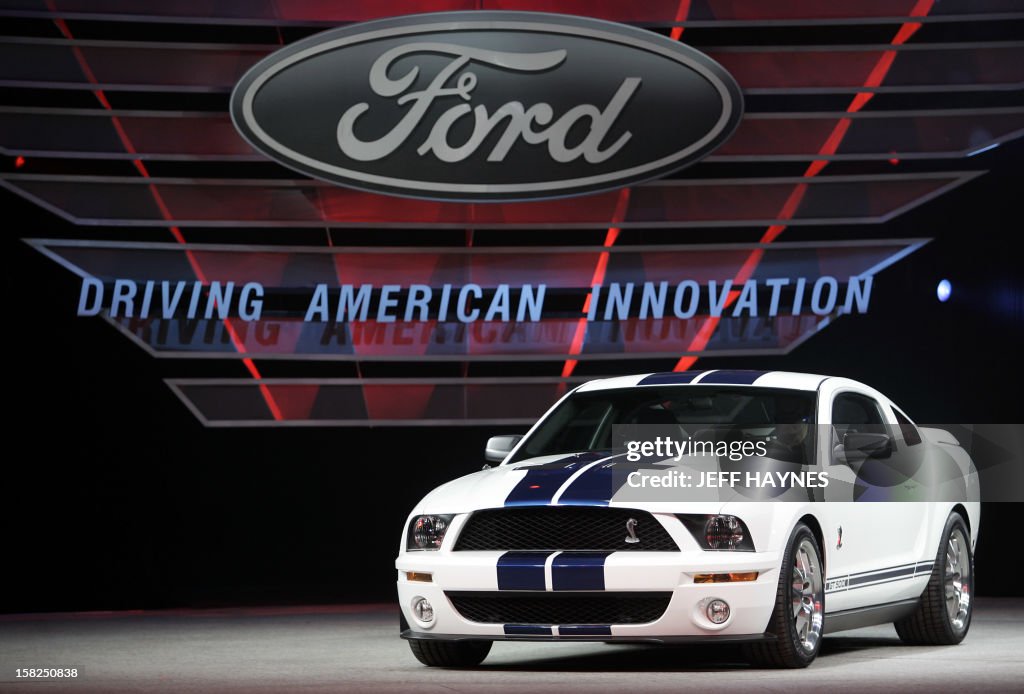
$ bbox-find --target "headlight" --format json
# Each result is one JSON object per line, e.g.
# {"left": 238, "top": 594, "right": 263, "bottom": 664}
{"left": 407, "top": 514, "right": 454, "bottom": 550}
{"left": 678, "top": 514, "right": 755, "bottom": 551}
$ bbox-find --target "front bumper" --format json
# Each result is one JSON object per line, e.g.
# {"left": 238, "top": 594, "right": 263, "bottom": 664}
{"left": 396, "top": 548, "right": 782, "bottom": 641}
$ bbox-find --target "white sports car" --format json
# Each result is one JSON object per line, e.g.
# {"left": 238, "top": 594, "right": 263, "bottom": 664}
{"left": 396, "top": 370, "right": 979, "bottom": 668}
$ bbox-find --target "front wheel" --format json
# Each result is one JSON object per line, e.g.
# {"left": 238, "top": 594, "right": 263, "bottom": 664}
{"left": 895, "top": 513, "right": 973, "bottom": 645}
{"left": 408, "top": 639, "right": 492, "bottom": 667}
{"left": 743, "top": 522, "right": 824, "bottom": 668}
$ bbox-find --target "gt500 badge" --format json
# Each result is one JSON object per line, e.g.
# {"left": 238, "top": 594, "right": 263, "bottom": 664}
{"left": 825, "top": 577, "right": 848, "bottom": 592}
{"left": 230, "top": 12, "right": 743, "bottom": 201}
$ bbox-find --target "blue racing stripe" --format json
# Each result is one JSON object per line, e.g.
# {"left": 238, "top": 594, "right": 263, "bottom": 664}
{"left": 551, "top": 552, "right": 612, "bottom": 591}
{"left": 504, "top": 624, "right": 551, "bottom": 635}
{"left": 698, "top": 370, "right": 769, "bottom": 385}
{"left": 497, "top": 552, "right": 551, "bottom": 590}
{"left": 557, "top": 453, "right": 641, "bottom": 506}
{"left": 556, "top": 463, "right": 616, "bottom": 506}
{"left": 637, "top": 371, "right": 703, "bottom": 386}
{"left": 504, "top": 452, "right": 607, "bottom": 506}
{"left": 558, "top": 625, "right": 612, "bottom": 636}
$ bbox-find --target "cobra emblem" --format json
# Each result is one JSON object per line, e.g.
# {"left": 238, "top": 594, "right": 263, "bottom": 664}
{"left": 625, "top": 518, "right": 640, "bottom": 544}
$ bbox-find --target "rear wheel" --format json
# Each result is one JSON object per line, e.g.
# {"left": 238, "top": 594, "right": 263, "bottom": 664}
{"left": 895, "top": 513, "right": 973, "bottom": 645}
{"left": 743, "top": 522, "right": 824, "bottom": 668}
{"left": 408, "top": 639, "right": 492, "bottom": 667}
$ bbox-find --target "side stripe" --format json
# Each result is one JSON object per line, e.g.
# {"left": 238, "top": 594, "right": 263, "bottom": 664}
{"left": 826, "top": 560, "right": 935, "bottom": 594}
{"left": 849, "top": 566, "right": 918, "bottom": 586}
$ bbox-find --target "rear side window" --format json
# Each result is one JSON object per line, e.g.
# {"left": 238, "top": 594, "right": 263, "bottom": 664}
{"left": 831, "top": 393, "right": 888, "bottom": 437}
{"left": 893, "top": 407, "right": 922, "bottom": 446}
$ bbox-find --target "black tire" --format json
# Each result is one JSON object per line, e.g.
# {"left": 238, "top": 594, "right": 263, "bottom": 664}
{"left": 895, "top": 513, "right": 973, "bottom": 645}
{"left": 743, "top": 522, "right": 824, "bottom": 668}
{"left": 407, "top": 639, "right": 492, "bottom": 667}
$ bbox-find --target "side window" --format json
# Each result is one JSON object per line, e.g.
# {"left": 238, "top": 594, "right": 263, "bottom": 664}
{"left": 893, "top": 407, "right": 923, "bottom": 446}
{"left": 831, "top": 393, "right": 888, "bottom": 438}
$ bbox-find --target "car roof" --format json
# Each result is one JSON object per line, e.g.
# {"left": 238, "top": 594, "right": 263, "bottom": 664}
{"left": 576, "top": 370, "right": 831, "bottom": 393}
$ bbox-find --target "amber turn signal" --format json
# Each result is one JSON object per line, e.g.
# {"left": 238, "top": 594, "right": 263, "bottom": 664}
{"left": 693, "top": 571, "right": 758, "bottom": 583}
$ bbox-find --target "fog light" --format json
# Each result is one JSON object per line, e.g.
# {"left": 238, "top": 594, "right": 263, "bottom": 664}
{"left": 706, "top": 599, "right": 730, "bottom": 624}
{"left": 412, "top": 597, "right": 434, "bottom": 624}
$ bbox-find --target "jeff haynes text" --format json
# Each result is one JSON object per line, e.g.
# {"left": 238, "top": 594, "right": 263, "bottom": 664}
{"left": 627, "top": 470, "right": 831, "bottom": 489}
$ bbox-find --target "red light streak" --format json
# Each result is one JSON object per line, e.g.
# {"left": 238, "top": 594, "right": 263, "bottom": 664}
{"left": 50, "top": 15, "right": 283, "bottom": 420}
{"left": 562, "top": 1, "right": 691, "bottom": 378}
{"left": 673, "top": 0, "right": 934, "bottom": 371}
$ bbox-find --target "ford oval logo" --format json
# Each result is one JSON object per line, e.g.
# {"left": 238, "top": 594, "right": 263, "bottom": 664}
{"left": 231, "top": 12, "right": 743, "bottom": 202}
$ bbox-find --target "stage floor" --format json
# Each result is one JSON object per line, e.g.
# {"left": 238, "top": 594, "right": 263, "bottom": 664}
{"left": 1, "top": 599, "right": 1021, "bottom": 692}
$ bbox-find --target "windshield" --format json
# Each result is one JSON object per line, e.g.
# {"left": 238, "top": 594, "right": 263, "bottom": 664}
{"left": 509, "top": 386, "right": 816, "bottom": 465}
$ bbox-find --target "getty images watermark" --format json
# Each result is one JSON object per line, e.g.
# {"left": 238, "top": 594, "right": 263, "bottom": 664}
{"left": 623, "top": 435, "right": 830, "bottom": 490}
{"left": 595, "top": 423, "right": 1024, "bottom": 503}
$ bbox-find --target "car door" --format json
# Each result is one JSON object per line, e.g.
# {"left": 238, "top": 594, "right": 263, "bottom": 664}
{"left": 818, "top": 381, "right": 930, "bottom": 612}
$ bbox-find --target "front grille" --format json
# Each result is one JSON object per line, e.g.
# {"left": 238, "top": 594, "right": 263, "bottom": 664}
{"left": 453, "top": 506, "right": 679, "bottom": 551}
{"left": 448, "top": 591, "right": 671, "bottom": 625}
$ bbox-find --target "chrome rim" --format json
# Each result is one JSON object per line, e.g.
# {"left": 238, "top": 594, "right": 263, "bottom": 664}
{"left": 945, "top": 528, "right": 971, "bottom": 631}
{"left": 791, "top": 538, "right": 824, "bottom": 652}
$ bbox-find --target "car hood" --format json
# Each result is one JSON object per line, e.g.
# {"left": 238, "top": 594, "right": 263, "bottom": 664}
{"left": 411, "top": 452, "right": 730, "bottom": 515}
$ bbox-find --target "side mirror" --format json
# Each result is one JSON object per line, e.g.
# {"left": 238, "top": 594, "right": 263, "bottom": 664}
{"left": 484, "top": 435, "right": 523, "bottom": 464}
{"left": 843, "top": 432, "right": 893, "bottom": 461}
